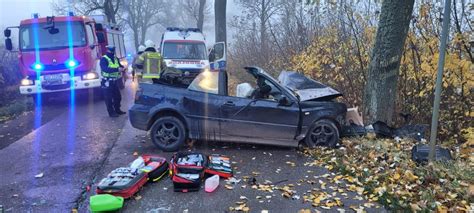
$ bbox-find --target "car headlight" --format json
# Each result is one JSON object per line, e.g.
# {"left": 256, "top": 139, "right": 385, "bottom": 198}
{"left": 21, "top": 78, "right": 34, "bottom": 86}
{"left": 82, "top": 72, "right": 98, "bottom": 80}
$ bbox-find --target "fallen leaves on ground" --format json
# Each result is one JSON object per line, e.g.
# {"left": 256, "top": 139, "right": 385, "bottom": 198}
{"left": 303, "top": 137, "right": 474, "bottom": 211}
{"left": 229, "top": 199, "right": 250, "bottom": 212}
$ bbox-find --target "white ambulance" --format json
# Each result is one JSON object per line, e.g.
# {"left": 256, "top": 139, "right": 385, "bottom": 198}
{"left": 160, "top": 28, "right": 210, "bottom": 83}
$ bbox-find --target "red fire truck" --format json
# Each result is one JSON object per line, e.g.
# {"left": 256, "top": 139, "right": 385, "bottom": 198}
{"left": 3, "top": 13, "right": 127, "bottom": 97}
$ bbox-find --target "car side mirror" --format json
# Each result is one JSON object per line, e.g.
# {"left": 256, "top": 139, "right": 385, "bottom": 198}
{"left": 4, "top": 29, "right": 11, "bottom": 37}
{"left": 5, "top": 38, "right": 13, "bottom": 51}
{"left": 278, "top": 95, "right": 291, "bottom": 106}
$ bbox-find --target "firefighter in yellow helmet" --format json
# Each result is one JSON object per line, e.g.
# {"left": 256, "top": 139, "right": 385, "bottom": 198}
{"left": 134, "top": 40, "right": 165, "bottom": 83}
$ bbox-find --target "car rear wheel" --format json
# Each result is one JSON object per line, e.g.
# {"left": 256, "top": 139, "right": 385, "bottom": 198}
{"left": 150, "top": 116, "right": 186, "bottom": 152}
{"left": 305, "top": 119, "right": 339, "bottom": 148}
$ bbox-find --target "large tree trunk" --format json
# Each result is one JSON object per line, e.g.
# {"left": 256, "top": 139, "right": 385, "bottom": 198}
{"left": 197, "top": 0, "right": 206, "bottom": 31}
{"left": 259, "top": 0, "right": 267, "bottom": 61}
{"left": 214, "top": 0, "right": 227, "bottom": 43}
{"left": 104, "top": 0, "right": 118, "bottom": 24}
{"left": 363, "top": 0, "right": 414, "bottom": 125}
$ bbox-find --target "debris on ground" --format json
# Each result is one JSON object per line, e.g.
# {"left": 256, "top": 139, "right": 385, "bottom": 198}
{"left": 225, "top": 177, "right": 241, "bottom": 185}
{"left": 229, "top": 200, "right": 250, "bottom": 212}
{"left": 303, "top": 137, "right": 473, "bottom": 211}
{"left": 34, "top": 173, "right": 44, "bottom": 178}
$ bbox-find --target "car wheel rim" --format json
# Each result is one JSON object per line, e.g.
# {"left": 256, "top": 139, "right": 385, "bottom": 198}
{"left": 310, "top": 124, "right": 335, "bottom": 147}
{"left": 155, "top": 122, "right": 180, "bottom": 145}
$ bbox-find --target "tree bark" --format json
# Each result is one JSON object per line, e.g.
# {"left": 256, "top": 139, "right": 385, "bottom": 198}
{"left": 215, "top": 0, "right": 227, "bottom": 43}
{"left": 197, "top": 0, "right": 206, "bottom": 31}
{"left": 363, "top": 0, "right": 415, "bottom": 125}
{"left": 259, "top": 0, "right": 267, "bottom": 60}
{"left": 104, "top": 0, "right": 119, "bottom": 24}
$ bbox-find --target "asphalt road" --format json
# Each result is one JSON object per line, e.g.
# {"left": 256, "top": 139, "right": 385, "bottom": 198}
{"left": 0, "top": 80, "right": 384, "bottom": 213}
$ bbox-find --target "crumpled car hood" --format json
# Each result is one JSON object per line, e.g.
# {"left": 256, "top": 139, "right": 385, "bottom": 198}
{"left": 278, "top": 71, "right": 342, "bottom": 101}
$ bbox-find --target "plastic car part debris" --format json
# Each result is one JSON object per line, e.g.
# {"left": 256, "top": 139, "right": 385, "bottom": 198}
{"left": 411, "top": 144, "right": 452, "bottom": 164}
{"left": 90, "top": 194, "right": 124, "bottom": 212}
{"left": 346, "top": 107, "right": 364, "bottom": 126}
{"left": 372, "top": 121, "right": 428, "bottom": 141}
{"left": 341, "top": 123, "right": 367, "bottom": 137}
{"left": 205, "top": 175, "right": 220, "bottom": 192}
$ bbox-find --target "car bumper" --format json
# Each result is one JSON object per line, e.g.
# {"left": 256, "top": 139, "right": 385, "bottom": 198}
{"left": 129, "top": 104, "right": 151, "bottom": 131}
{"left": 19, "top": 77, "right": 101, "bottom": 95}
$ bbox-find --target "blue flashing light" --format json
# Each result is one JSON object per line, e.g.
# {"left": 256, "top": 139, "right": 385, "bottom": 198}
{"left": 32, "top": 63, "right": 44, "bottom": 71}
{"left": 127, "top": 53, "right": 132, "bottom": 57}
{"left": 65, "top": 59, "right": 78, "bottom": 68}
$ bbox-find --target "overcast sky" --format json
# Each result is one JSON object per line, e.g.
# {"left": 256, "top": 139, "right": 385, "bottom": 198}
{"left": 0, "top": 0, "right": 54, "bottom": 28}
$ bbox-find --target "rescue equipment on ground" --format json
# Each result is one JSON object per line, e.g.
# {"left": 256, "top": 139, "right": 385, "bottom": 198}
{"left": 96, "top": 155, "right": 169, "bottom": 198}
{"left": 89, "top": 194, "right": 124, "bottom": 212}
{"left": 169, "top": 152, "right": 234, "bottom": 192}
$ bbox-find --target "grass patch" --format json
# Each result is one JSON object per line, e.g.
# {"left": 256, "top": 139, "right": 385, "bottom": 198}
{"left": 0, "top": 96, "right": 34, "bottom": 122}
{"left": 304, "top": 137, "right": 473, "bottom": 212}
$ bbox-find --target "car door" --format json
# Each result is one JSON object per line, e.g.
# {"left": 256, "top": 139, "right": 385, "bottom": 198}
{"left": 219, "top": 80, "right": 300, "bottom": 142}
{"left": 209, "top": 42, "right": 226, "bottom": 71}
{"left": 185, "top": 70, "right": 227, "bottom": 141}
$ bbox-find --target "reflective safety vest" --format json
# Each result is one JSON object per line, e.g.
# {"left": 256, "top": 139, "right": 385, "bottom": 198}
{"left": 102, "top": 55, "right": 120, "bottom": 78}
{"left": 139, "top": 52, "right": 162, "bottom": 79}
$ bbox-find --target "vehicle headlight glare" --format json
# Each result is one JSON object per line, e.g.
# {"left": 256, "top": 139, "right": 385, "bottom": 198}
{"left": 83, "top": 72, "right": 98, "bottom": 80}
{"left": 65, "top": 59, "right": 78, "bottom": 68}
{"left": 32, "top": 63, "right": 44, "bottom": 71}
{"left": 21, "top": 79, "right": 34, "bottom": 86}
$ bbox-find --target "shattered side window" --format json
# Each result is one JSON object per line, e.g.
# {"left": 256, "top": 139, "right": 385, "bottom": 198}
{"left": 188, "top": 71, "right": 219, "bottom": 94}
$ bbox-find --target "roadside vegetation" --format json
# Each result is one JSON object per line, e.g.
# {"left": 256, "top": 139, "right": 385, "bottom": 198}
{"left": 0, "top": 45, "right": 30, "bottom": 123}
{"left": 304, "top": 136, "right": 474, "bottom": 212}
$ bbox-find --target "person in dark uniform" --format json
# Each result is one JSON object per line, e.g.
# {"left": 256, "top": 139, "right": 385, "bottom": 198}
{"left": 100, "top": 45, "right": 126, "bottom": 117}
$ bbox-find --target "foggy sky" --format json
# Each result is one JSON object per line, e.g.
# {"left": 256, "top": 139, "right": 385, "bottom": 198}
{"left": 0, "top": 0, "right": 239, "bottom": 53}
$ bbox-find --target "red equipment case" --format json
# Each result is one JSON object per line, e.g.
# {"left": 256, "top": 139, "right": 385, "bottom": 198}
{"left": 141, "top": 154, "right": 169, "bottom": 182}
{"left": 96, "top": 155, "right": 169, "bottom": 198}
{"left": 96, "top": 168, "right": 148, "bottom": 199}
{"left": 170, "top": 152, "right": 207, "bottom": 192}
{"left": 204, "top": 154, "right": 233, "bottom": 178}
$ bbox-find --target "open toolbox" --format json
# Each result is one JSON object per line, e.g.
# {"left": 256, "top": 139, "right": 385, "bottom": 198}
{"left": 96, "top": 154, "right": 169, "bottom": 198}
{"left": 170, "top": 152, "right": 233, "bottom": 192}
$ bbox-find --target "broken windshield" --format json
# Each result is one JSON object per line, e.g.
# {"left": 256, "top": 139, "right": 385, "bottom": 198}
{"left": 19, "top": 21, "right": 86, "bottom": 51}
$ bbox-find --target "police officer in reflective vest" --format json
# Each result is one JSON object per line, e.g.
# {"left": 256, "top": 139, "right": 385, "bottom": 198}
{"left": 100, "top": 45, "right": 126, "bottom": 117}
{"left": 134, "top": 40, "right": 165, "bottom": 83}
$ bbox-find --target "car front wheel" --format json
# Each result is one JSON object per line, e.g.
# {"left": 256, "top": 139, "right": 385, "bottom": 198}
{"left": 150, "top": 116, "right": 186, "bottom": 152}
{"left": 305, "top": 119, "right": 339, "bottom": 148}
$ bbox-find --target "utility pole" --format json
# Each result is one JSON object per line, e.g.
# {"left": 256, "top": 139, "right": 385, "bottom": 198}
{"left": 428, "top": 0, "right": 451, "bottom": 162}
